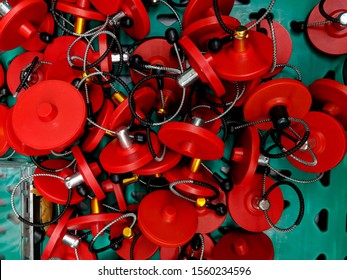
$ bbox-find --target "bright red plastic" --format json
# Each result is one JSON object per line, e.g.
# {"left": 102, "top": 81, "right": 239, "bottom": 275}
{"left": 138, "top": 190, "right": 198, "bottom": 247}
{"left": 230, "top": 126, "right": 260, "bottom": 186}
{"left": 89, "top": 0, "right": 122, "bottom": 15}
{"left": 307, "top": 0, "right": 347, "bottom": 55}
{"left": 282, "top": 111, "right": 346, "bottom": 173}
{"left": 100, "top": 130, "right": 161, "bottom": 174}
{"left": 101, "top": 179, "right": 127, "bottom": 212}
{"left": 309, "top": 78, "right": 347, "bottom": 130}
{"left": 0, "top": 105, "right": 10, "bottom": 156}
{"left": 158, "top": 122, "right": 225, "bottom": 160}
{"left": 0, "top": 0, "right": 47, "bottom": 51}
{"left": 55, "top": 0, "right": 106, "bottom": 21}
{"left": 34, "top": 159, "right": 84, "bottom": 205}
{"left": 228, "top": 174, "right": 284, "bottom": 232}
{"left": 71, "top": 145, "right": 106, "bottom": 200}
{"left": 243, "top": 78, "right": 312, "bottom": 130}
{"left": 212, "top": 229, "right": 274, "bottom": 260}
{"left": 179, "top": 36, "right": 226, "bottom": 97}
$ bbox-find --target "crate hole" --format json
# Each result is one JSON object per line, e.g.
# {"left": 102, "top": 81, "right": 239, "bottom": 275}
{"left": 284, "top": 200, "right": 290, "bottom": 209}
{"left": 157, "top": 14, "right": 178, "bottom": 27}
{"left": 235, "top": 0, "right": 250, "bottom": 4}
{"left": 344, "top": 256, "right": 347, "bottom": 260}
{"left": 0, "top": 198, "right": 6, "bottom": 207}
{"left": 7, "top": 213, "right": 20, "bottom": 225}
{"left": 314, "top": 209, "right": 328, "bottom": 232}
{"left": 0, "top": 226, "right": 6, "bottom": 234}
{"left": 316, "top": 254, "right": 327, "bottom": 260}
{"left": 319, "top": 170, "right": 330, "bottom": 187}
{"left": 0, "top": 254, "right": 5, "bottom": 260}
{"left": 0, "top": 172, "right": 6, "bottom": 178}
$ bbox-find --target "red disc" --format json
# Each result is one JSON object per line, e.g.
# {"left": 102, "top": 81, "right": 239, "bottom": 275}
{"left": 160, "top": 247, "right": 179, "bottom": 260}
{"left": 41, "top": 207, "right": 74, "bottom": 260}
{"left": 67, "top": 213, "right": 127, "bottom": 236}
{"left": 196, "top": 187, "right": 227, "bottom": 234}
{"left": 282, "top": 111, "right": 346, "bottom": 173}
{"left": 44, "top": 35, "right": 95, "bottom": 66}
{"left": 120, "top": 0, "right": 150, "bottom": 40}
{"left": 0, "top": 64, "right": 4, "bottom": 87}
{"left": 183, "top": 16, "right": 240, "bottom": 52}
{"left": 247, "top": 20, "right": 292, "bottom": 78}
{"left": 185, "top": 234, "right": 215, "bottom": 260}
{"left": 228, "top": 174, "right": 284, "bottom": 232}
{"left": 6, "top": 52, "right": 46, "bottom": 96}
{"left": 46, "top": 240, "right": 97, "bottom": 260}
{"left": 4, "top": 108, "right": 49, "bottom": 156}
{"left": 243, "top": 78, "right": 312, "bottom": 130}
{"left": 12, "top": 80, "right": 86, "bottom": 151}
{"left": 0, "top": 0, "right": 47, "bottom": 51}
{"left": 307, "top": 0, "right": 347, "bottom": 55}
{"left": 71, "top": 145, "right": 105, "bottom": 200}
{"left": 0, "top": 105, "right": 10, "bottom": 156}
{"left": 182, "top": 0, "right": 235, "bottom": 29}
{"left": 138, "top": 190, "right": 198, "bottom": 247}
{"left": 158, "top": 122, "right": 225, "bottom": 160}
{"left": 230, "top": 126, "right": 260, "bottom": 186}
{"left": 82, "top": 99, "right": 114, "bottom": 153}
{"left": 45, "top": 59, "right": 79, "bottom": 83}
{"left": 130, "top": 38, "right": 179, "bottom": 85}
{"left": 89, "top": 0, "right": 122, "bottom": 15}
{"left": 34, "top": 159, "right": 84, "bottom": 205}
{"left": 212, "top": 229, "right": 274, "bottom": 260}
{"left": 134, "top": 148, "right": 182, "bottom": 176}
{"left": 109, "top": 86, "right": 157, "bottom": 130}
{"left": 164, "top": 164, "right": 218, "bottom": 198}
{"left": 179, "top": 36, "right": 225, "bottom": 97}
{"left": 22, "top": 13, "right": 54, "bottom": 52}
{"left": 309, "top": 78, "right": 347, "bottom": 130}
{"left": 115, "top": 234, "right": 159, "bottom": 260}
{"left": 100, "top": 130, "right": 161, "bottom": 174}
{"left": 101, "top": 179, "right": 127, "bottom": 212}
{"left": 212, "top": 30, "right": 273, "bottom": 81}
{"left": 56, "top": 1, "right": 106, "bottom": 21}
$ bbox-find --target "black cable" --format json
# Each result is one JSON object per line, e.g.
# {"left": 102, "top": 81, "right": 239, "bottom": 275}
{"left": 128, "top": 74, "right": 178, "bottom": 127}
{"left": 30, "top": 156, "right": 74, "bottom": 173}
{"left": 16, "top": 56, "right": 39, "bottom": 94}
{"left": 343, "top": 56, "right": 347, "bottom": 86}
{"left": 146, "top": 122, "right": 160, "bottom": 159}
{"left": 172, "top": 180, "right": 220, "bottom": 201}
{"left": 319, "top": 0, "right": 340, "bottom": 23}
{"left": 15, "top": 188, "right": 73, "bottom": 228}
{"left": 130, "top": 232, "right": 142, "bottom": 260}
{"left": 263, "top": 180, "right": 305, "bottom": 229}
{"left": 260, "top": 128, "right": 310, "bottom": 159}
{"left": 213, "top": 0, "right": 234, "bottom": 36}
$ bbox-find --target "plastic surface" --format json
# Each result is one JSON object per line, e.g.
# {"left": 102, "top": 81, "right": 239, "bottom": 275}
{"left": 158, "top": 122, "right": 224, "bottom": 160}
{"left": 0, "top": 105, "right": 10, "bottom": 156}
{"left": 307, "top": 0, "right": 347, "bottom": 55}
{"left": 212, "top": 30, "right": 273, "bottom": 81}
{"left": 0, "top": 0, "right": 47, "bottom": 51}
{"left": 282, "top": 111, "right": 346, "bottom": 173}
{"left": 243, "top": 78, "right": 312, "bottom": 130}
{"left": 212, "top": 229, "right": 274, "bottom": 260}
{"left": 11, "top": 80, "right": 86, "bottom": 151}
{"left": 228, "top": 174, "right": 284, "bottom": 232}
{"left": 138, "top": 190, "right": 198, "bottom": 247}
{"left": 89, "top": 0, "right": 122, "bottom": 15}
{"left": 55, "top": 1, "right": 106, "bottom": 21}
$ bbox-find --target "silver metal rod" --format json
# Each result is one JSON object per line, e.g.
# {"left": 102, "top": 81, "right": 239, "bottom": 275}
{"left": 177, "top": 68, "right": 199, "bottom": 88}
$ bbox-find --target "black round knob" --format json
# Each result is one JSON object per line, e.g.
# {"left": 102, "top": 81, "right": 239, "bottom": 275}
{"left": 76, "top": 185, "right": 89, "bottom": 197}
{"left": 40, "top": 32, "right": 54, "bottom": 44}
{"left": 290, "top": 21, "right": 306, "bottom": 33}
{"left": 165, "top": 28, "right": 179, "bottom": 44}
{"left": 215, "top": 203, "right": 228, "bottom": 216}
{"left": 208, "top": 38, "right": 223, "bottom": 53}
{"left": 190, "top": 234, "right": 202, "bottom": 251}
{"left": 129, "top": 54, "right": 144, "bottom": 66}
{"left": 110, "top": 238, "right": 123, "bottom": 251}
{"left": 110, "top": 174, "right": 121, "bottom": 184}
{"left": 34, "top": 228, "right": 46, "bottom": 245}
{"left": 120, "top": 17, "right": 134, "bottom": 29}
